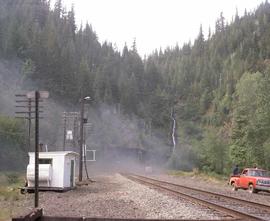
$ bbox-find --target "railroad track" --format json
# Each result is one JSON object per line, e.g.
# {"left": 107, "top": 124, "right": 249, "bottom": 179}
{"left": 121, "top": 173, "right": 270, "bottom": 221}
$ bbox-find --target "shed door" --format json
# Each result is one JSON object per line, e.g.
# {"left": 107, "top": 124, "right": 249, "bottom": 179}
{"left": 70, "top": 160, "right": 74, "bottom": 187}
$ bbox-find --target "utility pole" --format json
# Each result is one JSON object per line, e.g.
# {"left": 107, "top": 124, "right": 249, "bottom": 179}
{"left": 83, "top": 127, "right": 89, "bottom": 179}
{"left": 73, "top": 115, "right": 78, "bottom": 148}
{"left": 78, "top": 96, "right": 90, "bottom": 182}
{"left": 15, "top": 91, "right": 49, "bottom": 208}
{"left": 63, "top": 112, "right": 66, "bottom": 151}
{"left": 27, "top": 91, "right": 48, "bottom": 208}
{"left": 83, "top": 122, "right": 92, "bottom": 180}
{"left": 15, "top": 95, "right": 33, "bottom": 151}
{"left": 34, "top": 91, "right": 39, "bottom": 208}
{"left": 79, "top": 99, "right": 84, "bottom": 182}
{"left": 28, "top": 99, "right": 32, "bottom": 151}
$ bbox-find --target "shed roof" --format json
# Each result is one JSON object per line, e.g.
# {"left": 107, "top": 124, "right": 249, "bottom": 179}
{"left": 28, "top": 151, "right": 78, "bottom": 157}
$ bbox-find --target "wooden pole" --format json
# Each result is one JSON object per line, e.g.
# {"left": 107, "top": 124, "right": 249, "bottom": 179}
{"left": 28, "top": 99, "right": 32, "bottom": 151}
{"left": 34, "top": 91, "right": 39, "bottom": 208}
{"left": 79, "top": 99, "right": 84, "bottom": 181}
{"left": 63, "top": 112, "right": 66, "bottom": 151}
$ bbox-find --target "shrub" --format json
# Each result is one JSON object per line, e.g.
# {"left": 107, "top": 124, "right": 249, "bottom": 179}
{"left": 5, "top": 173, "right": 19, "bottom": 184}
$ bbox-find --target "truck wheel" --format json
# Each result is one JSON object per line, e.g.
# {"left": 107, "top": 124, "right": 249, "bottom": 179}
{"left": 248, "top": 184, "right": 258, "bottom": 194}
{"left": 20, "top": 188, "right": 26, "bottom": 194}
{"left": 232, "top": 182, "right": 238, "bottom": 191}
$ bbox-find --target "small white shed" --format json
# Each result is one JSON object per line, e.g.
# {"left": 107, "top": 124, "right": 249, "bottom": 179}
{"left": 26, "top": 151, "right": 78, "bottom": 191}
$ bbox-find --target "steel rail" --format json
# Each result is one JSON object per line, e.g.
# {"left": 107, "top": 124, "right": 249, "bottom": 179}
{"left": 122, "top": 173, "right": 263, "bottom": 221}
{"left": 133, "top": 174, "right": 270, "bottom": 212}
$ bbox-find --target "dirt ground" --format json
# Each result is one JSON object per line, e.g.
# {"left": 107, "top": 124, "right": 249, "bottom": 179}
{"left": 2, "top": 172, "right": 270, "bottom": 220}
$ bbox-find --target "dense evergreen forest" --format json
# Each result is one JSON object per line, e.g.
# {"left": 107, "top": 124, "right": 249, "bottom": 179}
{"left": 1, "top": 0, "right": 270, "bottom": 173}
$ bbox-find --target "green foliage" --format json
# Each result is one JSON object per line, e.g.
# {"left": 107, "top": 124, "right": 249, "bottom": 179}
{"left": 0, "top": 116, "right": 25, "bottom": 145}
{"left": 182, "top": 122, "right": 202, "bottom": 139}
{"left": 2, "top": 1, "right": 270, "bottom": 174}
{"left": 167, "top": 144, "right": 197, "bottom": 171}
{"left": 229, "top": 144, "right": 247, "bottom": 167}
{"left": 5, "top": 172, "right": 19, "bottom": 184}
{"left": 195, "top": 130, "right": 229, "bottom": 174}
{"left": 0, "top": 172, "right": 24, "bottom": 221}
{"left": 0, "top": 116, "right": 27, "bottom": 171}
{"left": 230, "top": 72, "right": 270, "bottom": 168}
{"left": 168, "top": 169, "right": 227, "bottom": 183}
{"left": 0, "top": 172, "right": 24, "bottom": 201}
{"left": 199, "top": 90, "right": 212, "bottom": 114}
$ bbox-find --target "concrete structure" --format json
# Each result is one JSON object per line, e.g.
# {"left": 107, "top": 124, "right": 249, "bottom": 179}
{"left": 26, "top": 151, "right": 78, "bottom": 190}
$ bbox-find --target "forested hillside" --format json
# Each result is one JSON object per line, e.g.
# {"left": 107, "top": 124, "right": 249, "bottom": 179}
{"left": 1, "top": 0, "right": 270, "bottom": 173}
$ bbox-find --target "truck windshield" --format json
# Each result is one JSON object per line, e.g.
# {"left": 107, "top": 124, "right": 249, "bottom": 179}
{"left": 248, "top": 170, "right": 270, "bottom": 177}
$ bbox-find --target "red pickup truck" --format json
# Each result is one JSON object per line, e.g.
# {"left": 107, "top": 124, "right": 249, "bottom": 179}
{"left": 229, "top": 168, "right": 270, "bottom": 193}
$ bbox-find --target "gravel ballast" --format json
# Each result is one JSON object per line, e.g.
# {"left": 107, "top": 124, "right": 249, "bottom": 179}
{"left": 152, "top": 174, "right": 270, "bottom": 206}
{"left": 11, "top": 173, "right": 221, "bottom": 220}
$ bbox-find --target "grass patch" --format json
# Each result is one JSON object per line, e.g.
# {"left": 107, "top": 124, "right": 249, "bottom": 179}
{"left": 5, "top": 172, "right": 20, "bottom": 184}
{"left": 168, "top": 170, "right": 196, "bottom": 176}
{"left": 0, "top": 172, "right": 24, "bottom": 201}
{"left": 0, "top": 172, "right": 25, "bottom": 220}
{"left": 0, "top": 186, "right": 20, "bottom": 201}
{"left": 0, "top": 173, "right": 7, "bottom": 185}
{"left": 168, "top": 169, "right": 228, "bottom": 184}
